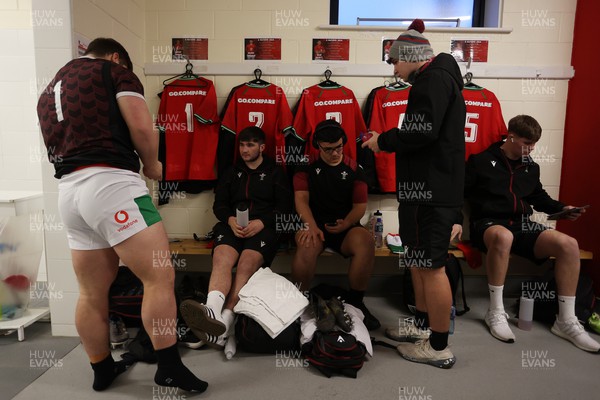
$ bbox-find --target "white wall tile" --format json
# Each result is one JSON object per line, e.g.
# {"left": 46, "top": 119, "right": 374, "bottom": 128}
{"left": 46, "top": 258, "right": 78, "bottom": 293}
{"left": 186, "top": 0, "right": 242, "bottom": 10}
{"left": 48, "top": 291, "right": 77, "bottom": 324}
{"left": 0, "top": 0, "right": 19, "bottom": 9}
{"left": 539, "top": 157, "right": 562, "bottom": 187}
{"left": 214, "top": 11, "right": 271, "bottom": 39}
{"left": 51, "top": 323, "right": 78, "bottom": 337}
{"left": 157, "top": 11, "right": 214, "bottom": 41}
{"left": 44, "top": 229, "right": 70, "bottom": 260}
{"left": 146, "top": 0, "right": 185, "bottom": 11}
{"left": 92, "top": 0, "right": 129, "bottom": 28}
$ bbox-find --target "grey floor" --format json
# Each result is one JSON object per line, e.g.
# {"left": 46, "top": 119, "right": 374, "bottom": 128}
{"left": 5, "top": 286, "right": 599, "bottom": 400}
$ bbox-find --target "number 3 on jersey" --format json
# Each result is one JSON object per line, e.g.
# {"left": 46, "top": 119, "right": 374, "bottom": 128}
{"left": 465, "top": 112, "right": 479, "bottom": 143}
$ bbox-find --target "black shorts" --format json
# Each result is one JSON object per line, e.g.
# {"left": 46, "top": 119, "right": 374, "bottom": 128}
{"left": 212, "top": 222, "right": 280, "bottom": 266}
{"left": 319, "top": 223, "right": 364, "bottom": 257}
{"left": 399, "top": 205, "right": 460, "bottom": 269}
{"left": 470, "top": 217, "right": 548, "bottom": 264}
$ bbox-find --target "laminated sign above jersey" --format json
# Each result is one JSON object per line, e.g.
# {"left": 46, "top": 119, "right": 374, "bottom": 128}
{"left": 156, "top": 77, "right": 219, "bottom": 181}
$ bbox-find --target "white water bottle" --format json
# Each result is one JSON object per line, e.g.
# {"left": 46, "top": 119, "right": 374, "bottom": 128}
{"left": 225, "top": 332, "right": 237, "bottom": 360}
{"left": 518, "top": 296, "right": 534, "bottom": 331}
{"left": 236, "top": 203, "right": 249, "bottom": 227}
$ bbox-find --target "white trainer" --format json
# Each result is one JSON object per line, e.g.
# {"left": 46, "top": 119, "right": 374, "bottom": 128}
{"left": 551, "top": 316, "right": 600, "bottom": 353}
{"left": 485, "top": 309, "right": 516, "bottom": 343}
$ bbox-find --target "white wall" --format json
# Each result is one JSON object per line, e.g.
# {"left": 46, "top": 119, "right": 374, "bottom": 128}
{"left": 0, "top": 0, "right": 43, "bottom": 191}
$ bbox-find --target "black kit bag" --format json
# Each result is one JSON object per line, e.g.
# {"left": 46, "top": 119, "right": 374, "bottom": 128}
{"left": 403, "top": 253, "right": 470, "bottom": 316}
{"left": 302, "top": 330, "right": 367, "bottom": 378}
{"left": 235, "top": 314, "right": 301, "bottom": 354}
{"left": 120, "top": 326, "right": 157, "bottom": 365}
{"left": 109, "top": 266, "right": 143, "bottom": 327}
{"left": 518, "top": 272, "right": 597, "bottom": 325}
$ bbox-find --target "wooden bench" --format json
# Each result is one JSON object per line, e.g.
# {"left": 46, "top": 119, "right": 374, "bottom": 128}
{"left": 168, "top": 239, "right": 593, "bottom": 274}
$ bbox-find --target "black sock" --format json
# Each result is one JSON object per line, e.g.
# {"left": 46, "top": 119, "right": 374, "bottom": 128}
{"left": 414, "top": 309, "right": 429, "bottom": 329}
{"left": 429, "top": 330, "right": 449, "bottom": 351}
{"left": 154, "top": 343, "right": 208, "bottom": 393}
{"left": 91, "top": 354, "right": 127, "bottom": 391}
{"left": 346, "top": 289, "right": 365, "bottom": 307}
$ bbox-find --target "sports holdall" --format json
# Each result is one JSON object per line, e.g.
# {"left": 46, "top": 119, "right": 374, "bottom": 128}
{"left": 302, "top": 330, "right": 367, "bottom": 378}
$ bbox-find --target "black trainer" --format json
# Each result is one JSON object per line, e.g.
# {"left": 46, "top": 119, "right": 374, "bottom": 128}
{"left": 356, "top": 301, "right": 381, "bottom": 331}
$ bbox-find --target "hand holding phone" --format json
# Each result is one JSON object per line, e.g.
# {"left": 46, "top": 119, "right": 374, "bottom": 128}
{"left": 547, "top": 205, "right": 590, "bottom": 220}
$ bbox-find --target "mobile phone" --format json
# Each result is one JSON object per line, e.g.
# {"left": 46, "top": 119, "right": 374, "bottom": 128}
{"left": 547, "top": 205, "right": 590, "bottom": 220}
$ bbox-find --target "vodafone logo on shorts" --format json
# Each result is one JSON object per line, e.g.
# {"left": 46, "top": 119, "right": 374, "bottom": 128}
{"left": 114, "top": 210, "right": 129, "bottom": 224}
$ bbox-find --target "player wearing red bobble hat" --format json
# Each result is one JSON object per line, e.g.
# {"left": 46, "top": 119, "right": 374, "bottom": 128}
{"left": 363, "top": 19, "right": 465, "bottom": 368}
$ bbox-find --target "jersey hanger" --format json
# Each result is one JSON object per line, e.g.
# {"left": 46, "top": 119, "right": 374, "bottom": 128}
{"left": 319, "top": 68, "right": 341, "bottom": 88}
{"left": 248, "top": 68, "right": 270, "bottom": 86}
{"left": 162, "top": 58, "right": 208, "bottom": 87}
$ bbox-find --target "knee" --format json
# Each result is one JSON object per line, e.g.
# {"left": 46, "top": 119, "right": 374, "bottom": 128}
{"left": 347, "top": 229, "right": 375, "bottom": 256}
{"left": 485, "top": 228, "right": 513, "bottom": 254}
{"left": 557, "top": 235, "right": 579, "bottom": 258}
{"left": 236, "top": 257, "right": 262, "bottom": 275}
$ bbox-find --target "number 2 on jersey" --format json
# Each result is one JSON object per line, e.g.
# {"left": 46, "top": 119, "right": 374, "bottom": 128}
{"left": 249, "top": 111, "right": 265, "bottom": 128}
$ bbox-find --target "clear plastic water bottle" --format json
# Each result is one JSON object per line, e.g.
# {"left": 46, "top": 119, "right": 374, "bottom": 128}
{"left": 449, "top": 305, "right": 456, "bottom": 335}
{"left": 236, "top": 203, "right": 249, "bottom": 227}
{"left": 374, "top": 212, "right": 383, "bottom": 248}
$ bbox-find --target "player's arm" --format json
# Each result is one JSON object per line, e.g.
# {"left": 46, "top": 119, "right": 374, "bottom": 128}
{"left": 327, "top": 178, "right": 367, "bottom": 233}
{"left": 293, "top": 171, "right": 324, "bottom": 246}
{"left": 117, "top": 95, "right": 161, "bottom": 180}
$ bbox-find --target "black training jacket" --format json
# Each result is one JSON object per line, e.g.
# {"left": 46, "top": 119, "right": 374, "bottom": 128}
{"left": 465, "top": 141, "right": 564, "bottom": 222}
{"left": 213, "top": 156, "right": 292, "bottom": 229}
{"left": 377, "top": 53, "right": 466, "bottom": 207}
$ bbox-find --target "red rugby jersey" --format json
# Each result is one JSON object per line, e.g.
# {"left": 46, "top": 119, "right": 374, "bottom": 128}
{"left": 157, "top": 77, "right": 219, "bottom": 181}
{"left": 220, "top": 82, "right": 294, "bottom": 165}
{"left": 365, "top": 85, "right": 411, "bottom": 193}
{"left": 462, "top": 86, "right": 507, "bottom": 160}
{"left": 293, "top": 83, "right": 367, "bottom": 161}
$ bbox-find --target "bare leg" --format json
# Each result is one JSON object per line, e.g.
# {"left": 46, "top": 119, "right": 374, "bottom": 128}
{"left": 534, "top": 230, "right": 579, "bottom": 296}
{"left": 291, "top": 230, "right": 323, "bottom": 291}
{"left": 413, "top": 267, "right": 452, "bottom": 333}
{"left": 113, "top": 222, "right": 176, "bottom": 350}
{"left": 482, "top": 226, "right": 513, "bottom": 287}
{"left": 208, "top": 245, "right": 239, "bottom": 300}
{"left": 340, "top": 227, "right": 374, "bottom": 291}
{"left": 223, "top": 250, "right": 263, "bottom": 310}
{"left": 72, "top": 248, "right": 120, "bottom": 359}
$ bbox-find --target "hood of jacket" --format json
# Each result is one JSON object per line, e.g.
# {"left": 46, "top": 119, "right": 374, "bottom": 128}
{"left": 417, "top": 53, "right": 464, "bottom": 91}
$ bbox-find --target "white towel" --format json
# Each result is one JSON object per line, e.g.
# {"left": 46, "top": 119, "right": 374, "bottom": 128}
{"left": 234, "top": 267, "right": 309, "bottom": 338}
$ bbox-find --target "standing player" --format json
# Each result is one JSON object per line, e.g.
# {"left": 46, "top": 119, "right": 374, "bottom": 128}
{"left": 362, "top": 19, "right": 465, "bottom": 368}
{"left": 36, "top": 38, "right": 208, "bottom": 392}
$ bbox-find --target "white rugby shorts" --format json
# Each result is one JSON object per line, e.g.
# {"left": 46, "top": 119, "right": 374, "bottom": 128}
{"left": 58, "top": 167, "right": 161, "bottom": 250}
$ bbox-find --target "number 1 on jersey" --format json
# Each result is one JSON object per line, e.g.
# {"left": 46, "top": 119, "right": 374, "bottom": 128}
{"left": 184, "top": 103, "right": 194, "bottom": 132}
{"left": 54, "top": 80, "right": 64, "bottom": 122}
